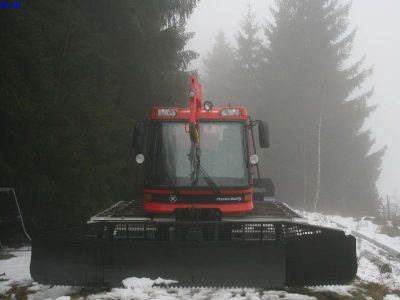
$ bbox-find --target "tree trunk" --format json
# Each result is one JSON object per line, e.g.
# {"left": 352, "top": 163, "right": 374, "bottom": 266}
{"left": 313, "top": 114, "right": 322, "bottom": 211}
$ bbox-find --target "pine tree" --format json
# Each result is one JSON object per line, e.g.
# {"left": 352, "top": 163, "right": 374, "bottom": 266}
{"left": 231, "top": 4, "right": 265, "bottom": 109}
{"left": 262, "top": 0, "right": 384, "bottom": 215}
{"left": 203, "top": 31, "right": 235, "bottom": 102}
{"left": 0, "top": 0, "right": 198, "bottom": 230}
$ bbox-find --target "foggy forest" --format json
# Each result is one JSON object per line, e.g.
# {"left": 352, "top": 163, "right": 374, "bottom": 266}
{"left": 1, "top": 0, "right": 396, "bottom": 228}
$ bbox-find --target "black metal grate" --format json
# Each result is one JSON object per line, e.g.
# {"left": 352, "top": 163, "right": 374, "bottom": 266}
{"left": 41, "top": 221, "right": 328, "bottom": 243}
{"left": 231, "top": 223, "right": 276, "bottom": 241}
{"left": 94, "top": 222, "right": 283, "bottom": 242}
{"left": 282, "top": 223, "right": 322, "bottom": 239}
{"left": 113, "top": 224, "right": 157, "bottom": 240}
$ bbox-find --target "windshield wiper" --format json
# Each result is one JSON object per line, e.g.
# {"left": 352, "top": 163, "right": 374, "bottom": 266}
{"left": 188, "top": 143, "right": 220, "bottom": 194}
{"left": 198, "top": 163, "right": 220, "bottom": 195}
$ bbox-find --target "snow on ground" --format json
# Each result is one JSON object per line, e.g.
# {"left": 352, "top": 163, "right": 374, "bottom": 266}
{"left": 26, "top": 283, "right": 80, "bottom": 300}
{"left": 1, "top": 210, "right": 400, "bottom": 299}
{"left": 385, "top": 295, "right": 400, "bottom": 300}
{"left": 311, "top": 285, "right": 357, "bottom": 297}
{"left": 0, "top": 248, "right": 32, "bottom": 294}
{"left": 301, "top": 211, "right": 400, "bottom": 252}
{"left": 85, "top": 278, "right": 316, "bottom": 300}
{"left": 0, "top": 248, "right": 79, "bottom": 299}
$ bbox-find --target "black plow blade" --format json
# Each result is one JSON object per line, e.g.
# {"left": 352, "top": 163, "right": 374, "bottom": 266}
{"left": 30, "top": 221, "right": 357, "bottom": 287}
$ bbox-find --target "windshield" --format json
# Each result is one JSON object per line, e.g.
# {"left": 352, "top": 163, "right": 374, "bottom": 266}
{"left": 147, "top": 122, "right": 248, "bottom": 187}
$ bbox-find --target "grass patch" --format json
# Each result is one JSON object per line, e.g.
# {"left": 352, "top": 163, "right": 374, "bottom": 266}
{"left": 380, "top": 224, "right": 400, "bottom": 237}
{"left": 353, "top": 281, "right": 396, "bottom": 300}
{"left": 68, "top": 287, "right": 109, "bottom": 300}
{"left": 0, "top": 284, "right": 34, "bottom": 300}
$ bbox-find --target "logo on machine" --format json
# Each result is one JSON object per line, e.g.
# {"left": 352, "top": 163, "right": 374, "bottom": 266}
{"left": 216, "top": 196, "right": 242, "bottom": 202}
{"left": 169, "top": 194, "right": 178, "bottom": 203}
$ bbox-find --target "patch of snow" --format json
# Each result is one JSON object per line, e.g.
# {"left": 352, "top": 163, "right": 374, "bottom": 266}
{"left": 263, "top": 290, "right": 315, "bottom": 300}
{"left": 0, "top": 248, "right": 79, "bottom": 299}
{"left": 384, "top": 295, "right": 400, "bottom": 300}
{"left": 122, "top": 277, "right": 178, "bottom": 289}
{"left": 0, "top": 248, "right": 32, "bottom": 294}
{"left": 27, "top": 282, "right": 41, "bottom": 292}
{"left": 301, "top": 211, "right": 400, "bottom": 253}
{"left": 359, "top": 255, "right": 400, "bottom": 289}
{"left": 311, "top": 285, "right": 356, "bottom": 296}
{"left": 86, "top": 284, "right": 316, "bottom": 300}
{"left": 26, "top": 285, "right": 79, "bottom": 300}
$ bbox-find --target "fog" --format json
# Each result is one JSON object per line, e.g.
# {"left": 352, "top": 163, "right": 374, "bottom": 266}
{"left": 186, "top": 0, "right": 400, "bottom": 196}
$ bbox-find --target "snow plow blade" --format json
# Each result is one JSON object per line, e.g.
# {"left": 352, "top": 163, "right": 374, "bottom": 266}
{"left": 30, "top": 221, "right": 357, "bottom": 287}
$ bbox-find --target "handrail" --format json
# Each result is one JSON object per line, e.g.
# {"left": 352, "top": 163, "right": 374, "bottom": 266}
{"left": 0, "top": 187, "right": 31, "bottom": 242}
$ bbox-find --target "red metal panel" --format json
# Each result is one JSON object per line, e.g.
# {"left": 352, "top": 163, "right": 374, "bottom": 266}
{"left": 151, "top": 107, "right": 249, "bottom": 121}
{"left": 143, "top": 201, "right": 254, "bottom": 214}
{"left": 144, "top": 188, "right": 253, "bottom": 195}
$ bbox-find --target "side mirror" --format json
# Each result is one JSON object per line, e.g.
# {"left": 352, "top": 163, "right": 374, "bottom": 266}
{"left": 132, "top": 120, "right": 146, "bottom": 151}
{"left": 258, "top": 121, "right": 270, "bottom": 148}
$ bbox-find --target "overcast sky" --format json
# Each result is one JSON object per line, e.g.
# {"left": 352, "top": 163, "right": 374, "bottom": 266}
{"left": 186, "top": 0, "right": 400, "bottom": 196}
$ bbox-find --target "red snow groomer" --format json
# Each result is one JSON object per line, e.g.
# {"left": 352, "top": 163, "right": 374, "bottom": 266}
{"left": 30, "top": 76, "right": 357, "bottom": 287}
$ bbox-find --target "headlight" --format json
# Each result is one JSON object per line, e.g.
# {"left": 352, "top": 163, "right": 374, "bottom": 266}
{"left": 135, "top": 153, "right": 145, "bottom": 164}
{"left": 250, "top": 154, "right": 259, "bottom": 165}
{"left": 221, "top": 108, "right": 240, "bottom": 116}
{"left": 157, "top": 108, "right": 176, "bottom": 117}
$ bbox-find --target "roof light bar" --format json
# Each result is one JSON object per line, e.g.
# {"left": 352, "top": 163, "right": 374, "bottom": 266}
{"left": 221, "top": 108, "right": 240, "bottom": 116}
{"left": 158, "top": 108, "right": 177, "bottom": 117}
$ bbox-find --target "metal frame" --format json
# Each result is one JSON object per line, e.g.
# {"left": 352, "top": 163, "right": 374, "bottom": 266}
{"left": 0, "top": 187, "right": 31, "bottom": 242}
